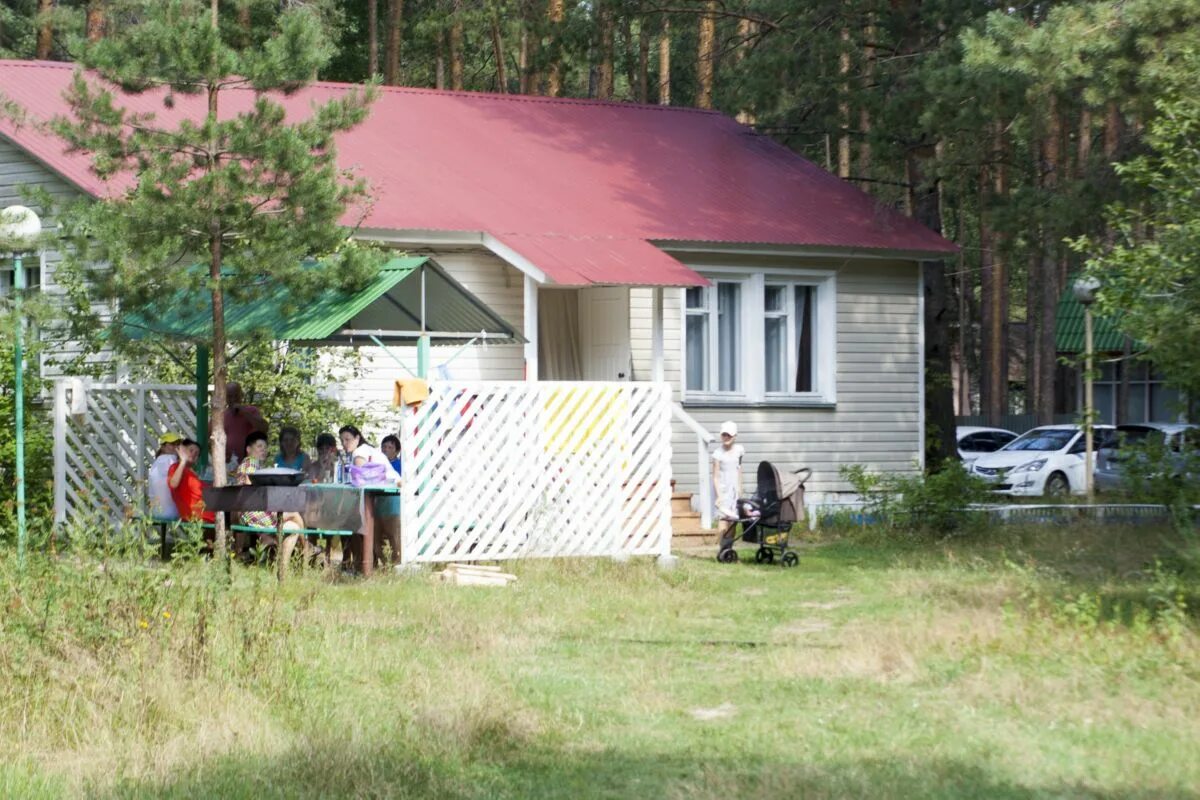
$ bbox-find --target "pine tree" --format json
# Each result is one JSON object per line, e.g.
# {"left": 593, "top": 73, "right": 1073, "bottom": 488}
{"left": 45, "top": 0, "right": 382, "bottom": 558}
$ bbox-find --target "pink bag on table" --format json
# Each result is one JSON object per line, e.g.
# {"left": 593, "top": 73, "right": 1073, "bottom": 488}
{"left": 348, "top": 462, "right": 389, "bottom": 487}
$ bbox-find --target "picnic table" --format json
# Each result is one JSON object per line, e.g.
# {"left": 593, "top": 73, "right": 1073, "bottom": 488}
{"left": 203, "top": 483, "right": 400, "bottom": 577}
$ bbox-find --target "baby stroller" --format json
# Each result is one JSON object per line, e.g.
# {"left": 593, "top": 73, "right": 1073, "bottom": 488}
{"left": 717, "top": 461, "right": 811, "bottom": 568}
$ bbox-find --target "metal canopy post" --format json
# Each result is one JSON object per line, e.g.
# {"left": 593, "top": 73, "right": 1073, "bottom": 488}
{"left": 417, "top": 263, "right": 430, "bottom": 378}
{"left": 13, "top": 254, "right": 27, "bottom": 565}
{"left": 195, "top": 345, "right": 210, "bottom": 469}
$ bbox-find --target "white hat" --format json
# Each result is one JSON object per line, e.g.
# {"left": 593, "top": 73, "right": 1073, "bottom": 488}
{"left": 719, "top": 420, "right": 738, "bottom": 437}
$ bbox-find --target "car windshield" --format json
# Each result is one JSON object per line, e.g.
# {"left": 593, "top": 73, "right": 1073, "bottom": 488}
{"left": 1113, "top": 426, "right": 1165, "bottom": 448}
{"left": 1001, "top": 429, "right": 1076, "bottom": 452}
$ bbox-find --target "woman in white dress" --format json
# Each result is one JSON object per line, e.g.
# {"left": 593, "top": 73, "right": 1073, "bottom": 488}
{"left": 711, "top": 420, "right": 744, "bottom": 549}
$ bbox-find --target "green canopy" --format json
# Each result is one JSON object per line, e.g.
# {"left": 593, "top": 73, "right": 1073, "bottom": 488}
{"left": 118, "top": 256, "right": 521, "bottom": 345}
{"left": 1056, "top": 283, "right": 1130, "bottom": 354}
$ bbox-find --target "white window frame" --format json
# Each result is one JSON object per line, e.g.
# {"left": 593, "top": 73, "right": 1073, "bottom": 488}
{"left": 683, "top": 278, "right": 749, "bottom": 401}
{"left": 681, "top": 268, "right": 837, "bottom": 406}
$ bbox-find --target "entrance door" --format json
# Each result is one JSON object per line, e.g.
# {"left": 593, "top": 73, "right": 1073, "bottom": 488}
{"left": 579, "top": 287, "right": 631, "bottom": 381}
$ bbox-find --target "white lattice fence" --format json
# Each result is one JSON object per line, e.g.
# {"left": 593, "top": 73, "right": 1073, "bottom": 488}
{"left": 54, "top": 381, "right": 198, "bottom": 523}
{"left": 400, "top": 381, "right": 673, "bottom": 563}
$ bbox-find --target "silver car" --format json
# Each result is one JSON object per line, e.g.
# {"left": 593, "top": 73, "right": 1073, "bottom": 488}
{"left": 1094, "top": 423, "right": 1199, "bottom": 493}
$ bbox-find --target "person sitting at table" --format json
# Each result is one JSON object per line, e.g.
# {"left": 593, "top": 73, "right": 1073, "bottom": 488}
{"left": 380, "top": 434, "right": 403, "bottom": 477}
{"left": 339, "top": 425, "right": 402, "bottom": 565}
{"left": 338, "top": 425, "right": 400, "bottom": 483}
{"left": 168, "top": 439, "right": 215, "bottom": 525}
{"left": 274, "top": 424, "right": 310, "bottom": 472}
{"left": 235, "top": 431, "right": 304, "bottom": 557}
{"left": 148, "top": 432, "right": 182, "bottom": 521}
{"left": 305, "top": 433, "right": 340, "bottom": 483}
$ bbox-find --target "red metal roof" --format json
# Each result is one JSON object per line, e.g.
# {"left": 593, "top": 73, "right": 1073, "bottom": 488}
{"left": 0, "top": 60, "right": 956, "bottom": 287}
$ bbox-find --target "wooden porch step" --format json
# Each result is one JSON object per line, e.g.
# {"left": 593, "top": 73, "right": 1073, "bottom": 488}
{"left": 671, "top": 529, "right": 718, "bottom": 549}
{"left": 670, "top": 492, "right": 693, "bottom": 513}
{"left": 671, "top": 511, "right": 704, "bottom": 533}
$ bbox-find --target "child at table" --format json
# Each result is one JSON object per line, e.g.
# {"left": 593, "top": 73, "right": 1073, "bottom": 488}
{"left": 235, "top": 431, "right": 304, "bottom": 557}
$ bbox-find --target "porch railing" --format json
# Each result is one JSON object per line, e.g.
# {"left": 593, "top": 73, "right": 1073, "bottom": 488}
{"left": 671, "top": 402, "right": 715, "bottom": 529}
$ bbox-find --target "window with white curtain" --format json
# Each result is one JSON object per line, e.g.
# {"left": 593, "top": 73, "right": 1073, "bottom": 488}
{"left": 685, "top": 281, "right": 743, "bottom": 393}
{"left": 683, "top": 270, "right": 835, "bottom": 404}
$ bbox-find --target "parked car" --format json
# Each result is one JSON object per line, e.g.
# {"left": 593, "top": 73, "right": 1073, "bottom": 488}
{"left": 957, "top": 426, "right": 1019, "bottom": 467}
{"left": 1095, "top": 423, "right": 1199, "bottom": 493}
{"left": 969, "top": 424, "right": 1116, "bottom": 497}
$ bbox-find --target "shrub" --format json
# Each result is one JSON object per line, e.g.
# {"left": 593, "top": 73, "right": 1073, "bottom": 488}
{"left": 840, "top": 461, "right": 993, "bottom": 536}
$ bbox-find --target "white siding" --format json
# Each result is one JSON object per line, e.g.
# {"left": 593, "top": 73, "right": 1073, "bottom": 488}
{"left": 632, "top": 253, "right": 922, "bottom": 496}
{"left": 0, "top": 135, "right": 112, "bottom": 380}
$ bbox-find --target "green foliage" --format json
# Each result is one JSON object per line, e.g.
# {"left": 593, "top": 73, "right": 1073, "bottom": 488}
{"left": 840, "top": 460, "right": 993, "bottom": 536}
{"left": 0, "top": 342, "right": 53, "bottom": 537}
{"left": 1077, "top": 45, "right": 1200, "bottom": 399}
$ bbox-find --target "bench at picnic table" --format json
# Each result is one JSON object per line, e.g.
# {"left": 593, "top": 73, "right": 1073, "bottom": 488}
{"left": 201, "top": 483, "right": 400, "bottom": 577}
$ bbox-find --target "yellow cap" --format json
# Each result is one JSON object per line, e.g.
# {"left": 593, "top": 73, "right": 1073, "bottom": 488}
{"left": 159, "top": 432, "right": 183, "bottom": 444}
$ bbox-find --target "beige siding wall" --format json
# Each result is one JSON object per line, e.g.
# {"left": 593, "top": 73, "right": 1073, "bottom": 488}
{"left": 334, "top": 247, "right": 526, "bottom": 434}
{"left": 0, "top": 135, "right": 112, "bottom": 379}
{"left": 632, "top": 253, "right": 922, "bottom": 497}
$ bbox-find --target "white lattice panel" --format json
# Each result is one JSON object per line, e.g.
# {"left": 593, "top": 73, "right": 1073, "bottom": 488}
{"left": 54, "top": 381, "right": 198, "bottom": 522}
{"left": 400, "top": 382, "right": 672, "bottom": 563}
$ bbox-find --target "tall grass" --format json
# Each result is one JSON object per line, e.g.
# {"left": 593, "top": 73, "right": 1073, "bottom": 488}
{"left": 1, "top": 521, "right": 1198, "bottom": 798}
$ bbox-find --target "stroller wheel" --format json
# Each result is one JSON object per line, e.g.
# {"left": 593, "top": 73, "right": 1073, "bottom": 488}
{"left": 754, "top": 547, "right": 774, "bottom": 564}
{"left": 781, "top": 552, "right": 799, "bottom": 568}
{"left": 717, "top": 547, "right": 738, "bottom": 564}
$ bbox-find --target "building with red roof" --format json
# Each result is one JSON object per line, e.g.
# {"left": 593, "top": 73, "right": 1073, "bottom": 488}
{"left": 0, "top": 59, "right": 954, "bottom": 507}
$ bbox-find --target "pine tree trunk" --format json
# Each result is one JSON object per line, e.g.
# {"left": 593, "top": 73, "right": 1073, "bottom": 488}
{"left": 546, "top": 0, "right": 564, "bottom": 96}
{"left": 1025, "top": 248, "right": 1040, "bottom": 417}
{"left": 518, "top": 28, "right": 530, "bottom": 93}
{"left": 1037, "top": 99, "right": 1062, "bottom": 424}
{"left": 36, "top": 0, "right": 54, "bottom": 59}
{"left": 597, "top": 2, "right": 615, "bottom": 99}
{"left": 658, "top": 17, "right": 671, "bottom": 105}
{"left": 857, "top": 18, "right": 875, "bottom": 177}
{"left": 837, "top": 25, "right": 851, "bottom": 178}
{"left": 449, "top": 19, "right": 464, "bottom": 90}
{"left": 86, "top": 0, "right": 105, "bottom": 42}
{"left": 735, "top": 16, "right": 756, "bottom": 124}
{"left": 908, "top": 149, "right": 957, "bottom": 468}
{"left": 981, "top": 122, "right": 1009, "bottom": 426}
{"left": 436, "top": 31, "right": 446, "bottom": 89}
{"left": 696, "top": 2, "right": 716, "bottom": 109}
{"left": 637, "top": 11, "right": 650, "bottom": 103}
{"left": 368, "top": 0, "right": 379, "bottom": 78}
{"left": 385, "top": 0, "right": 403, "bottom": 86}
{"left": 979, "top": 170, "right": 996, "bottom": 423}
{"left": 490, "top": 11, "right": 507, "bottom": 92}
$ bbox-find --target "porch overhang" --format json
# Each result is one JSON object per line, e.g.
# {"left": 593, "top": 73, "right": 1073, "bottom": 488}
{"left": 487, "top": 232, "right": 709, "bottom": 288}
{"left": 116, "top": 256, "right": 523, "bottom": 346}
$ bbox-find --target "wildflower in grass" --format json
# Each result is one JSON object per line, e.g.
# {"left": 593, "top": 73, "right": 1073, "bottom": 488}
{"left": 162, "top": 611, "right": 171, "bottom": 619}
{"left": 137, "top": 619, "right": 149, "bottom": 629}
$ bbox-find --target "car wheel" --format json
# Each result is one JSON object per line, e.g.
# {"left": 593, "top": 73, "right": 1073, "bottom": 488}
{"left": 1045, "top": 472, "right": 1070, "bottom": 497}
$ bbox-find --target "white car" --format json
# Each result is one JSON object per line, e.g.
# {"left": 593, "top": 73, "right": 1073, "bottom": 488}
{"left": 969, "top": 424, "right": 1116, "bottom": 497}
{"left": 957, "top": 426, "right": 1018, "bottom": 467}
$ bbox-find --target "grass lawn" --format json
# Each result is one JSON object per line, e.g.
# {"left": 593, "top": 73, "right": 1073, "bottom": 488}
{"left": 2, "top": 525, "right": 1198, "bottom": 798}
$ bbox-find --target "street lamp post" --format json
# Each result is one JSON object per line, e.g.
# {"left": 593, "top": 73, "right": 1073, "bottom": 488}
{"left": 1, "top": 206, "right": 42, "bottom": 566}
{"left": 1073, "top": 276, "right": 1101, "bottom": 504}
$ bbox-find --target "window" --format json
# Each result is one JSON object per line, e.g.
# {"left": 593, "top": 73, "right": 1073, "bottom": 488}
{"left": 764, "top": 284, "right": 815, "bottom": 394}
{"left": 685, "top": 281, "right": 743, "bottom": 394}
{"left": 683, "top": 270, "right": 835, "bottom": 404}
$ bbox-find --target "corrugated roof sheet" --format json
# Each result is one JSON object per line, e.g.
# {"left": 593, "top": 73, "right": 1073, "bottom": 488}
{"left": 0, "top": 60, "right": 956, "bottom": 287}
{"left": 1056, "top": 285, "right": 1129, "bottom": 353}
{"left": 118, "top": 257, "right": 520, "bottom": 343}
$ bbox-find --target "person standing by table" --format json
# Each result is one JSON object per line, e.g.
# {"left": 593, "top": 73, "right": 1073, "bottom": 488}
{"left": 221, "top": 382, "right": 267, "bottom": 462}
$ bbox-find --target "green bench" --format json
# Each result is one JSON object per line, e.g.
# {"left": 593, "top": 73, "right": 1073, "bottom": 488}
{"left": 146, "top": 518, "right": 353, "bottom": 562}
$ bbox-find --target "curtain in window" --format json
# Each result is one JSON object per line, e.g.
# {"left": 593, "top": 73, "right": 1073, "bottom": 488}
{"left": 794, "top": 286, "right": 813, "bottom": 392}
{"left": 717, "top": 283, "right": 740, "bottom": 391}
{"left": 537, "top": 290, "right": 582, "bottom": 380}
{"left": 685, "top": 314, "right": 707, "bottom": 391}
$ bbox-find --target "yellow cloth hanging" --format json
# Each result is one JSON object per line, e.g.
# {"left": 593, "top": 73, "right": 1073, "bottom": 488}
{"left": 393, "top": 377, "right": 430, "bottom": 407}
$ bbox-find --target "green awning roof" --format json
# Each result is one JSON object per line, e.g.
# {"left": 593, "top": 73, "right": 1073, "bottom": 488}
{"left": 1056, "top": 282, "right": 1131, "bottom": 353}
{"left": 118, "top": 256, "right": 522, "bottom": 345}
